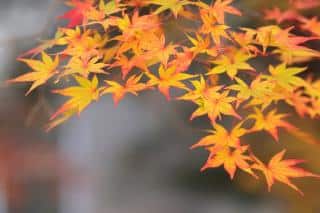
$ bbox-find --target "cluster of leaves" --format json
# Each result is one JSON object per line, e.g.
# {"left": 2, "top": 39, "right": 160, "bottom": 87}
{"left": 8, "top": 0, "right": 320, "bottom": 195}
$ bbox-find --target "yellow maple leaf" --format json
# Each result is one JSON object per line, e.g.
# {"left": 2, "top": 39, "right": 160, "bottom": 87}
{"left": 63, "top": 56, "right": 107, "bottom": 77}
{"left": 186, "top": 33, "right": 211, "bottom": 56}
{"left": 190, "top": 88, "right": 241, "bottom": 123}
{"left": 228, "top": 76, "right": 274, "bottom": 107}
{"left": 8, "top": 52, "right": 59, "bottom": 95}
{"left": 208, "top": 49, "right": 255, "bottom": 79}
{"left": 149, "top": 0, "right": 195, "bottom": 18}
{"left": 264, "top": 63, "right": 306, "bottom": 91}
{"left": 50, "top": 75, "right": 100, "bottom": 120}
{"left": 178, "top": 75, "right": 208, "bottom": 101}
{"left": 191, "top": 122, "right": 247, "bottom": 149}
{"left": 248, "top": 108, "right": 294, "bottom": 141}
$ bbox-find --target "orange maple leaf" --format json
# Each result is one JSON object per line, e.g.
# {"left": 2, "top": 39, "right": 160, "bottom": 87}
{"left": 152, "top": 34, "right": 178, "bottom": 67}
{"left": 110, "top": 54, "right": 150, "bottom": 79}
{"left": 147, "top": 65, "right": 193, "bottom": 100}
{"left": 102, "top": 74, "right": 149, "bottom": 105}
{"left": 289, "top": 0, "right": 320, "bottom": 9}
{"left": 199, "top": 0, "right": 241, "bottom": 24}
{"left": 168, "top": 48, "right": 194, "bottom": 73}
{"left": 248, "top": 108, "right": 295, "bottom": 141}
{"left": 201, "top": 145, "right": 256, "bottom": 179}
{"left": 300, "top": 17, "right": 320, "bottom": 36}
{"left": 264, "top": 8, "right": 301, "bottom": 24}
{"left": 111, "top": 11, "right": 160, "bottom": 42}
{"left": 252, "top": 150, "right": 320, "bottom": 195}
{"left": 45, "top": 109, "right": 77, "bottom": 132}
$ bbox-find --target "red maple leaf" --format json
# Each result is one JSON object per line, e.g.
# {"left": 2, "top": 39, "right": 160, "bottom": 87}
{"left": 59, "top": 0, "right": 93, "bottom": 28}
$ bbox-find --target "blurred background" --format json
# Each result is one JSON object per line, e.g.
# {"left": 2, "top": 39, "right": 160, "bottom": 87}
{"left": 1, "top": 0, "right": 320, "bottom": 213}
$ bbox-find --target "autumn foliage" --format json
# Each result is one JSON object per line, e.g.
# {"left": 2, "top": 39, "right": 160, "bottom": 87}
{"left": 7, "top": 0, "right": 320, "bottom": 195}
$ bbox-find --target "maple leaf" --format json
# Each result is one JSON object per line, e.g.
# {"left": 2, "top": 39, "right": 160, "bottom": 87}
{"left": 251, "top": 25, "right": 282, "bottom": 54}
{"left": 273, "top": 46, "right": 320, "bottom": 65}
{"left": 264, "top": 8, "right": 301, "bottom": 24}
{"left": 112, "top": 11, "right": 160, "bottom": 43}
{"left": 201, "top": 145, "right": 256, "bottom": 179}
{"left": 63, "top": 56, "right": 107, "bottom": 77}
{"left": 98, "top": 0, "right": 123, "bottom": 16}
{"left": 252, "top": 150, "right": 320, "bottom": 195}
{"left": 190, "top": 87, "right": 241, "bottom": 123}
{"left": 60, "top": 0, "right": 94, "bottom": 28}
{"left": 186, "top": 33, "right": 211, "bottom": 56}
{"left": 231, "top": 30, "right": 259, "bottom": 54}
{"left": 284, "top": 90, "right": 311, "bottom": 117}
{"left": 154, "top": 34, "right": 178, "bottom": 67}
{"left": 84, "top": 7, "right": 107, "bottom": 23}
{"left": 179, "top": 75, "right": 240, "bottom": 122}
{"left": 133, "top": 31, "right": 161, "bottom": 53}
{"left": 63, "top": 29, "right": 108, "bottom": 58}
{"left": 201, "top": 0, "right": 241, "bottom": 24}
{"left": 289, "top": 0, "right": 320, "bottom": 9}
{"left": 310, "top": 98, "right": 320, "bottom": 118}
{"left": 102, "top": 74, "right": 149, "bottom": 105}
{"left": 125, "top": 0, "right": 150, "bottom": 7}
{"left": 58, "top": 26, "right": 84, "bottom": 45}
{"left": 191, "top": 122, "right": 247, "bottom": 149}
{"left": 110, "top": 54, "right": 150, "bottom": 79}
{"left": 178, "top": 75, "right": 208, "bottom": 101}
{"left": 251, "top": 25, "right": 320, "bottom": 60}
{"left": 18, "top": 30, "right": 66, "bottom": 58}
{"left": 214, "top": 0, "right": 242, "bottom": 20}
{"left": 50, "top": 75, "right": 100, "bottom": 120}
{"left": 248, "top": 108, "right": 295, "bottom": 141}
{"left": 168, "top": 48, "right": 194, "bottom": 72}
{"left": 199, "top": 5, "right": 234, "bottom": 45}
{"left": 270, "top": 27, "right": 320, "bottom": 63}
{"left": 305, "top": 78, "right": 320, "bottom": 99}
{"left": 7, "top": 52, "right": 59, "bottom": 95}
{"left": 274, "top": 27, "right": 319, "bottom": 49}
{"left": 208, "top": 49, "right": 255, "bottom": 79}
{"left": 264, "top": 63, "right": 307, "bottom": 91}
{"left": 300, "top": 17, "right": 320, "bottom": 36}
{"left": 202, "top": 23, "right": 230, "bottom": 46}
{"left": 228, "top": 76, "right": 274, "bottom": 107}
{"left": 147, "top": 65, "right": 193, "bottom": 100}
{"left": 145, "top": 34, "right": 178, "bottom": 67}
{"left": 45, "top": 109, "right": 77, "bottom": 132}
{"left": 130, "top": 10, "right": 161, "bottom": 32}
{"left": 148, "top": 0, "right": 195, "bottom": 18}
